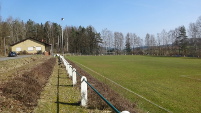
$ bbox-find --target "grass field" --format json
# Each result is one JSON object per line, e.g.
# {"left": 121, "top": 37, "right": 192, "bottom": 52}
{"left": 67, "top": 55, "right": 201, "bottom": 113}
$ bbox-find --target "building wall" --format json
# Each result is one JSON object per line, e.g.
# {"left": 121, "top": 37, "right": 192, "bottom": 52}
{"left": 11, "top": 39, "right": 46, "bottom": 54}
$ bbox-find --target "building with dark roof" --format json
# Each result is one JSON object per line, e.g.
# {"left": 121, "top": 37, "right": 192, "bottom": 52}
{"left": 10, "top": 38, "right": 51, "bottom": 54}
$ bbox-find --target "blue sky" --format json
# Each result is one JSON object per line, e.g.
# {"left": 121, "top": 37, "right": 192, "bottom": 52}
{"left": 1, "top": 0, "right": 201, "bottom": 38}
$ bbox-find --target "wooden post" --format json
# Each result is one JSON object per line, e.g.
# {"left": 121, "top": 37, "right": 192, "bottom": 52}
{"left": 72, "top": 68, "right": 77, "bottom": 86}
{"left": 81, "top": 76, "right": 87, "bottom": 107}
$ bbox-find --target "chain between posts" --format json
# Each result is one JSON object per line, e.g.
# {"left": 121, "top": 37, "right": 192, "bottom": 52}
{"left": 82, "top": 78, "right": 121, "bottom": 113}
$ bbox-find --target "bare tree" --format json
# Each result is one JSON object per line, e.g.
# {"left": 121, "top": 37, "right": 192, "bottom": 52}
{"left": 12, "top": 19, "right": 26, "bottom": 43}
{"left": 158, "top": 29, "right": 169, "bottom": 55}
{"left": 101, "top": 28, "right": 113, "bottom": 54}
{"left": 196, "top": 16, "right": 201, "bottom": 38}
{"left": 107, "top": 30, "right": 113, "bottom": 52}
{"left": 136, "top": 36, "right": 143, "bottom": 48}
{"left": 101, "top": 28, "right": 108, "bottom": 54}
{"left": 150, "top": 34, "right": 156, "bottom": 55}
{"left": 188, "top": 23, "right": 198, "bottom": 38}
{"left": 114, "top": 32, "right": 124, "bottom": 54}
{"left": 188, "top": 17, "right": 201, "bottom": 56}
{"left": 145, "top": 34, "right": 156, "bottom": 55}
{"left": 157, "top": 33, "right": 162, "bottom": 55}
{"left": 126, "top": 33, "right": 135, "bottom": 53}
{"left": 131, "top": 33, "right": 138, "bottom": 52}
{"left": 44, "top": 21, "right": 51, "bottom": 43}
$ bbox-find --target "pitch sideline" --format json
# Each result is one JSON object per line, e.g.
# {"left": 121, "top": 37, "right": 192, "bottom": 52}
{"left": 71, "top": 60, "right": 172, "bottom": 113}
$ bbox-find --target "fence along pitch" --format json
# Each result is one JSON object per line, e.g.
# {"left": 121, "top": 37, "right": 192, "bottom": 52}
{"left": 81, "top": 76, "right": 87, "bottom": 107}
{"left": 57, "top": 54, "right": 130, "bottom": 113}
{"left": 73, "top": 60, "right": 172, "bottom": 113}
{"left": 72, "top": 68, "right": 77, "bottom": 86}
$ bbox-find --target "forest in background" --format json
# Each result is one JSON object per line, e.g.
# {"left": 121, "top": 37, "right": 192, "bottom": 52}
{"left": 0, "top": 16, "right": 201, "bottom": 56}
{"left": 0, "top": 17, "right": 101, "bottom": 55}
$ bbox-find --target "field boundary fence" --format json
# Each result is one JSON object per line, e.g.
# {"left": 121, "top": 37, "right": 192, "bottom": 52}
{"left": 56, "top": 54, "right": 129, "bottom": 113}
{"left": 73, "top": 60, "right": 172, "bottom": 113}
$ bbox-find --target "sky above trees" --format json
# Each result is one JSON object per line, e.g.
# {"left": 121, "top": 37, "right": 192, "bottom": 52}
{"left": 1, "top": 0, "right": 201, "bottom": 38}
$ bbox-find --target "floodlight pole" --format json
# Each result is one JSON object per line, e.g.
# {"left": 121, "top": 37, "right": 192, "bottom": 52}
{"left": 67, "top": 28, "right": 68, "bottom": 53}
{"left": 61, "top": 18, "right": 64, "bottom": 56}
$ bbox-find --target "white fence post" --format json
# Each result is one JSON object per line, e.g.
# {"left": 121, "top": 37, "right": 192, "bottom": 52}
{"left": 72, "top": 68, "right": 77, "bottom": 86}
{"left": 68, "top": 65, "right": 72, "bottom": 77}
{"left": 65, "top": 62, "right": 68, "bottom": 72}
{"left": 81, "top": 76, "right": 87, "bottom": 107}
{"left": 63, "top": 61, "right": 66, "bottom": 66}
{"left": 67, "top": 63, "right": 69, "bottom": 72}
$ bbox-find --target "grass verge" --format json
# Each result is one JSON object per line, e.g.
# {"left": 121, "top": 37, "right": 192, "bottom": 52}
{"left": 34, "top": 58, "right": 103, "bottom": 113}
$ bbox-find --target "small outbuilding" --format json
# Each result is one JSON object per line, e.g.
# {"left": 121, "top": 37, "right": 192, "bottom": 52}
{"left": 10, "top": 38, "right": 51, "bottom": 55}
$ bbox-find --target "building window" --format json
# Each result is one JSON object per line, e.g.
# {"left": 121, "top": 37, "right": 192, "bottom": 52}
{"left": 28, "top": 47, "right": 34, "bottom": 51}
{"left": 36, "top": 47, "right": 42, "bottom": 50}
{"left": 16, "top": 47, "right": 21, "bottom": 51}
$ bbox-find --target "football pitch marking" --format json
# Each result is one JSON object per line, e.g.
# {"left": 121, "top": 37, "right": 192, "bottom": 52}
{"left": 72, "top": 60, "right": 172, "bottom": 113}
{"left": 180, "top": 75, "right": 201, "bottom": 81}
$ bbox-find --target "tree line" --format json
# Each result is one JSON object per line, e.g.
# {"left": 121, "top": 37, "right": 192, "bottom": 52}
{"left": 0, "top": 15, "right": 201, "bottom": 56}
{"left": 101, "top": 16, "right": 201, "bottom": 57}
{"left": 0, "top": 16, "right": 101, "bottom": 55}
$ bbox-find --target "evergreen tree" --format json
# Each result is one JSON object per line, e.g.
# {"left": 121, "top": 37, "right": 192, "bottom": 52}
{"left": 175, "top": 26, "right": 188, "bottom": 55}
{"left": 25, "top": 19, "right": 35, "bottom": 38}
{"left": 125, "top": 34, "right": 131, "bottom": 54}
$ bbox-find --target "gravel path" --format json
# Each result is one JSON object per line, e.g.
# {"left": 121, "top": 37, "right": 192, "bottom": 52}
{"left": 0, "top": 55, "right": 33, "bottom": 61}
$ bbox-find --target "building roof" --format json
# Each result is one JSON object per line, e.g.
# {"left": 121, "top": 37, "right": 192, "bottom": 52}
{"left": 10, "top": 37, "right": 51, "bottom": 46}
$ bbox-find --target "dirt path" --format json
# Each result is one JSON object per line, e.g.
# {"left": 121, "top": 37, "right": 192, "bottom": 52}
{"left": 0, "top": 55, "right": 33, "bottom": 61}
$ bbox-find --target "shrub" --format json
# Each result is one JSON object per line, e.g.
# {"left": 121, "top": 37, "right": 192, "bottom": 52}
{"left": 37, "top": 50, "right": 43, "bottom": 54}
{"left": 18, "top": 50, "right": 28, "bottom": 55}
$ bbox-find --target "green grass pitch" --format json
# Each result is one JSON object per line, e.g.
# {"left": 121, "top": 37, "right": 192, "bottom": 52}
{"left": 67, "top": 55, "right": 201, "bottom": 113}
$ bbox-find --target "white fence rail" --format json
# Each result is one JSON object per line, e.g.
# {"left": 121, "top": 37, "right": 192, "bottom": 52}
{"left": 56, "top": 54, "right": 129, "bottom": 113}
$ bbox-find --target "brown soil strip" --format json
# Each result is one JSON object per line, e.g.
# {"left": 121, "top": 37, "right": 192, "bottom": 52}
{"left": 0, "top": 56, "right": 52, "bottom": 82}
{"left": 0, "top": 57, "right": 56, "bottom": 113}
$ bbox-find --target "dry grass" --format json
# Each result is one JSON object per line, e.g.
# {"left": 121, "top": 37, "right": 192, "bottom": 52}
{"left": 34, "top": 57, "right": 104, "bottom": 113}
{"left": 0, "top": 56, "right": 56, "bottom": 112}
{"left": 0, "top": 56, "right": 132, "bottom": 113}
{"left": 0, "top": 55, "right": 51, "bottom": 82}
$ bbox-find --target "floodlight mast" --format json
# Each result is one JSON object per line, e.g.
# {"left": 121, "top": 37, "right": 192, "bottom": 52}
{"left": 61, "top": 18, "right": 64, "bottom": 56}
